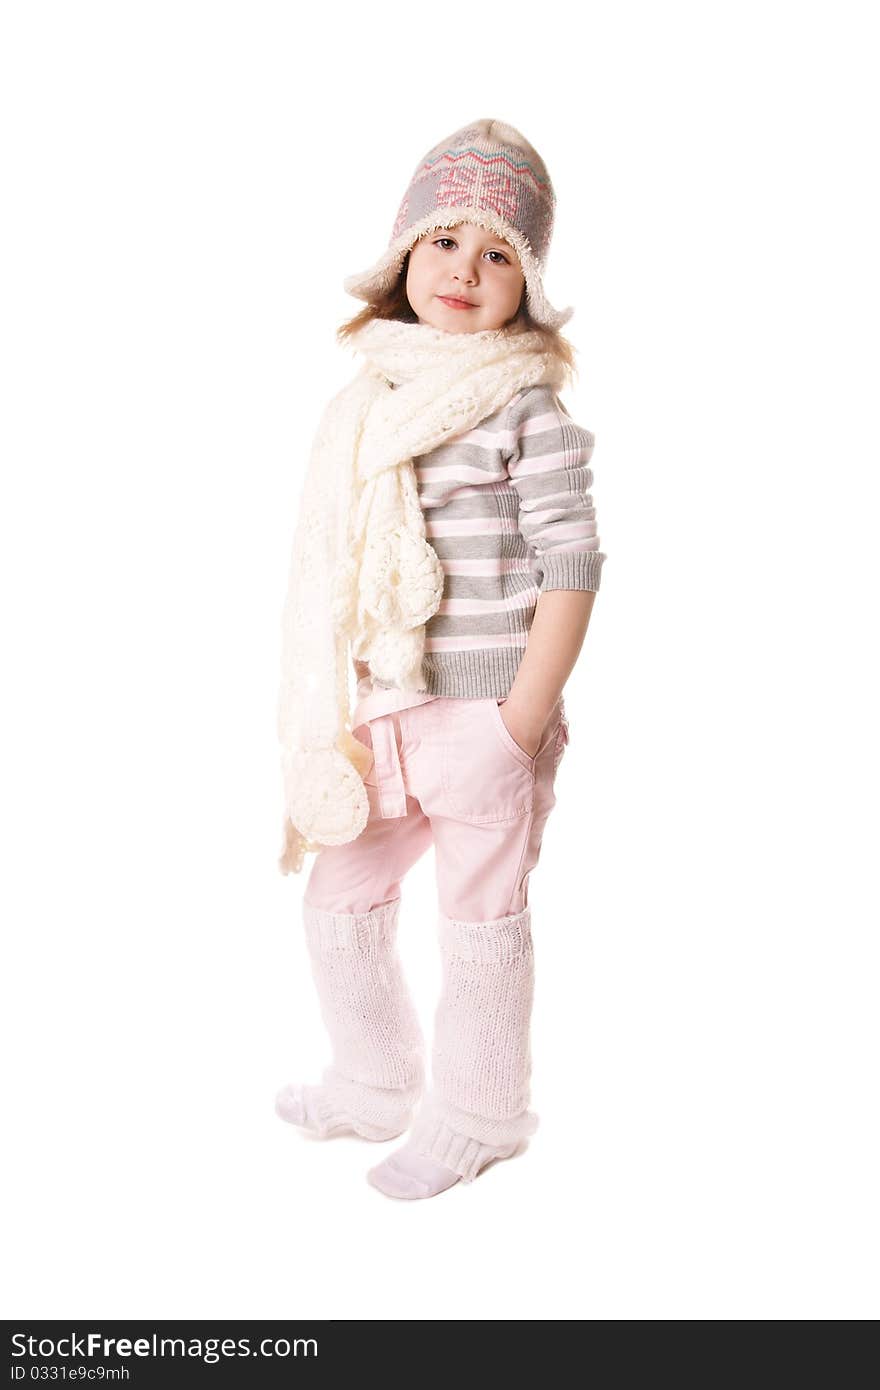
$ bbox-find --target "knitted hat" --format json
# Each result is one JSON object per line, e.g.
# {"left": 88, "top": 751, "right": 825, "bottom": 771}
{"left": 343, "top": 118, "right": 573, "bottom": 331}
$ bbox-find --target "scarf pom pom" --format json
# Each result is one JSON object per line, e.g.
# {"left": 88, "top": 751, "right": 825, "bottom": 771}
{"left": 396, "top": 532, "right": 445, "bottom": 628}
{"left": 282, "top": 748, "right": 370, "bottom": 849}
{"left": 360, "top": 529, "right": 444, "bottom": 629}
{"left": 365, "top": 627, "right": 427, "bottom": 689}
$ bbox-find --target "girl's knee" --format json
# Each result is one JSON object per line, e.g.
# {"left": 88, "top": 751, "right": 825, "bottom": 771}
{"left": 305, "top": 856, "right": 398, "bottom": 917}
{"left": 438, "top": 889, "right": 526, "bottom": 924}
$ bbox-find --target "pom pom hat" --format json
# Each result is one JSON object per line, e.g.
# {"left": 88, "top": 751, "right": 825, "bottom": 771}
{"left": 343, "top": 117, "right": 573, "bottom": 331}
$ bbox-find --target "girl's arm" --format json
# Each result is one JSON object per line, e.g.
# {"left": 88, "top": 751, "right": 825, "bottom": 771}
{"left": 500, "top": 385, "right": 605, "bottom": 754}
{"left": 503, "top": 590, "right": 596, "bottom": 755}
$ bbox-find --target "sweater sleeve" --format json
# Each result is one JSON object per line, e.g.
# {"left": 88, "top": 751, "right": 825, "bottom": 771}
{"left": 504, "top": 385, "right": 606, "bottom": 592}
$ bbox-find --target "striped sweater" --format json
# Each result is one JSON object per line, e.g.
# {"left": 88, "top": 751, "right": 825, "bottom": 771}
{"left": 355, "top": 383, "right": 606, "bottom": 719}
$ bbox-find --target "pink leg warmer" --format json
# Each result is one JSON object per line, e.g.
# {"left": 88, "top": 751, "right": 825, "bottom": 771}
{"left": 406, "top": 905, "right": 540, "bottom": 1182}
{"left": 283, "top": 897, "right": 426, "bottom": 1141}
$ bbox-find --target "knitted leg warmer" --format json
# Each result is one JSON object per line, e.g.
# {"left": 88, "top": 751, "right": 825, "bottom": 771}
{"left": 406, "top": 906, "right": 540, "bottom": 1182}
{"left": 276, "top": 897, "right": 425, "bottom": 1141}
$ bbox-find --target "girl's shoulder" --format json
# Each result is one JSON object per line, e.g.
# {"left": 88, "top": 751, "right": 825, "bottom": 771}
{"left": 505, "top": 384, "right": 595, "bottom": 456}
{"left": 506, "top": 382, "right": 574, "bottom": 427}
{"left": 507, "top": 382, "right": 563, "bottom": 410}
{"left": 478, "top": 384, "right": 561, "bottom": 434}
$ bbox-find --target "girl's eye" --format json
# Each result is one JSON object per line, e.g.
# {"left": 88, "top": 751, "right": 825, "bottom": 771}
{"left": 434, "top": 238, "right": 509, "bottom": 265}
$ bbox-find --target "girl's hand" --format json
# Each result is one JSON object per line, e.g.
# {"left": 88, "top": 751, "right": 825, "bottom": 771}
{"left": 498, "top": 591, "right": 592, "bottom": 761}
{"left": 497, "top": 698, "right": 546, "bottom": 760}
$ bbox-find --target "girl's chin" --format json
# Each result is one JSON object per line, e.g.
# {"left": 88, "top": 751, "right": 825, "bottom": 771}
{"left": 417, "top": 310, "right": 496, "bottom": 333}
{"left": 419, "top": 316, "right": 481, "bottom": 333}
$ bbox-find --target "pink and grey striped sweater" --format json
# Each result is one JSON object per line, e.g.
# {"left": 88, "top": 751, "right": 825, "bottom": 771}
{"left": 352, "top": 383, "right": 606, "bottom": 725}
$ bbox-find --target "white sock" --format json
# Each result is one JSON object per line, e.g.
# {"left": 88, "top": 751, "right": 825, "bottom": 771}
{"left": 274, "top": 1082, "right": 406, "bottom": 1141}
{"left": 367, "top": 1141, "right": 462, "bottom": 1200}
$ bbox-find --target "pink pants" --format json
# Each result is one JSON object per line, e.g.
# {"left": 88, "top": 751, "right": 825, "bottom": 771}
{"left": 300, "top": 695, "right": 571, "bottom": 1180}
{"left": 305, "top": 694, "right": 570, "bottom": 920}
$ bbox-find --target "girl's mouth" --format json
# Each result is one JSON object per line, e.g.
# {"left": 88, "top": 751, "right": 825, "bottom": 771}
{"left": 438, "top": 296, "right": 476, "bottom": 310}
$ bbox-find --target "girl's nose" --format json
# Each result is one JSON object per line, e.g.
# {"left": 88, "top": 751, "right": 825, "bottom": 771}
{"left": 454, "top": 259, "right": 478, "bottom": 285}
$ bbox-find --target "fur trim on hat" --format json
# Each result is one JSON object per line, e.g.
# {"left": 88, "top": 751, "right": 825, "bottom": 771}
{"left": 343, "top": 206, "right": 573, "bottom": 331}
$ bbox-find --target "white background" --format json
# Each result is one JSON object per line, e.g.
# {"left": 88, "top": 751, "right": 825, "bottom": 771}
{"left": 2, "top": 0, "right": 877, "bottom": 1321}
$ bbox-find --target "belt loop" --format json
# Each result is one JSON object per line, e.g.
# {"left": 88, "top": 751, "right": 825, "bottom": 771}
{"left": 371, "top": 714, "right": 408, "bottom": 819}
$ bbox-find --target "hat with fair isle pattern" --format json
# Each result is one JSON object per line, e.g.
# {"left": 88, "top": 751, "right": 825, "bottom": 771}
{"left": 343, "top": 118, "right": 573, "bottom": 331}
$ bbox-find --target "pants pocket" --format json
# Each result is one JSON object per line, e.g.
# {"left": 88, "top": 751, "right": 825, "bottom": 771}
{"left": 441, "top": 699, "right": 535, "bottom": 824}
{"left": 552, "top": 711, "right": 570, "bottom": 776}
{"left": 489, "top": 699, "right": 536, "bottom": 772}
{"left": 352, "top": 721, "right": 377, "bottom": 785}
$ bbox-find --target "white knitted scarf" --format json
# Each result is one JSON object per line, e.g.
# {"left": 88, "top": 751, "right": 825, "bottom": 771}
{"left": 278, "top": 316, "right": 566, "bottom": 875}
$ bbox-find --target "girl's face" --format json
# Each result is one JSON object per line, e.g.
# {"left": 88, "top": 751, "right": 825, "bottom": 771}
{"left": 405, "top": 221, "right": 525, "bottom": 333}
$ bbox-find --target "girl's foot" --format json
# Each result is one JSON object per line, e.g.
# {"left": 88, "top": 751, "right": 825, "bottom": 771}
{"left": 274, "top": 1083, "right": 406, "bottom": 1141}
{"left": 366, "top": 1141, "right": 462, "bottom": 1199}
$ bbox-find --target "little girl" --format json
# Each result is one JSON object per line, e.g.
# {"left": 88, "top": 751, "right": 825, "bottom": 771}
{"left": 275, "top": 118, "right": 606, "bottom": 1200}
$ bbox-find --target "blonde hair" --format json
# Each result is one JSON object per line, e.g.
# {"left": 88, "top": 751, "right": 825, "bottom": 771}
{"left": 336, "top": 248, "right": 579, "bottom": 392}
